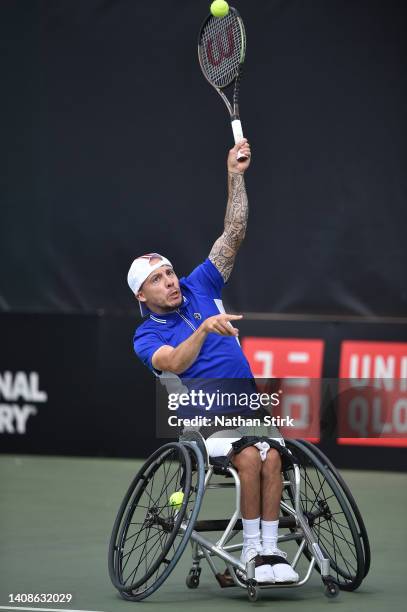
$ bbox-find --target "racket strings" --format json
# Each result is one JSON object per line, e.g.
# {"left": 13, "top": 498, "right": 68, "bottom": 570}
{"left": 199, "top": 12, "right": 244, "bottom": 88}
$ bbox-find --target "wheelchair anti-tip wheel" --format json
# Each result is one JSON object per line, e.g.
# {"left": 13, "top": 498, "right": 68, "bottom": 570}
{"left": 284, "top": 439, "right": 366, "bottom": 591}
{"left": 108, "top": 441, "right": 205, "bottom": 601}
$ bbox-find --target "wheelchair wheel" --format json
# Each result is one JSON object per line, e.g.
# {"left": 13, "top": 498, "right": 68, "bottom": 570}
{"left": 283, "top": 439, "right": 365, "bottom": 591}
{"left": 297, "top": 439, "right": 370, "bottom": 578}
{"left": 108, "top": 441, "right": 205, "bottom": 601}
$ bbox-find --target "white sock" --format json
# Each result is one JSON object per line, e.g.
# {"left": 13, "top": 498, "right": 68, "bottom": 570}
{"left": 242, "top": 517, "right": 261, "bottom": 551}
{"left": 261, "top": 519, "right": 279, "bottom": 551}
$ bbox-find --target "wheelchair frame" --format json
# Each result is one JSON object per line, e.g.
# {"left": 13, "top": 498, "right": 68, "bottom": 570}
{"left": 108, "top": 434, "right": 369, "bottom": 602}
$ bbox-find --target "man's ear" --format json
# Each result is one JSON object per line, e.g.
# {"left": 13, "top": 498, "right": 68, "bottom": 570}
{"left": 137, "top": 291, "right": 147, "bottom": 303}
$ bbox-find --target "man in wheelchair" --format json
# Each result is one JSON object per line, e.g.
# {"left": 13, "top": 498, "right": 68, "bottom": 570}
{"left": 127, "top": 139, "right": 298, "bottom": 584}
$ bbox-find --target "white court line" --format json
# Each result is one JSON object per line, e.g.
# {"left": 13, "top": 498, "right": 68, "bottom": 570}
{"left": 0, "top": 607, "right": 105, "bottom": 612}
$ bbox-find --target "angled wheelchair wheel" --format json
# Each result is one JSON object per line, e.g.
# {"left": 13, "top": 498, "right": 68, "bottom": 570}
{"left": 284, "top": 439, "right": 365, "bottom": 591}
{"left": 298, "top": 439, "right": 370, "bottom": 578}
{"left": 108, "top": 441, "right": 205, "bottom": 601}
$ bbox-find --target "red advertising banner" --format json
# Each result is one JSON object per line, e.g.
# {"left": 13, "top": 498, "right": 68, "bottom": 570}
{"left": 242, "top": 338, "right": 325, "bottom": 440}
{"left": 338, "top": 341, "right": 407, "bottom": 447}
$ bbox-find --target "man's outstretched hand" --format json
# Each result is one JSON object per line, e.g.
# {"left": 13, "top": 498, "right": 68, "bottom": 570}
{"left": 202, "top": 313, "right": 243, "bottom": 337}
{"left": 227, "top": 139, "right": 251, "bottom": 174}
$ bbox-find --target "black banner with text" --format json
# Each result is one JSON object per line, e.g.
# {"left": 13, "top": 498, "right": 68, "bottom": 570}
{"left": 1, "top": 312, "right": 406, "bottom": 471}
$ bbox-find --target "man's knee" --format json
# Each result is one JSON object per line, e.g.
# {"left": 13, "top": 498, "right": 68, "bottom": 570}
{"left": 262, "top": 448, "right": 282, "bottom": 474}
{"left": 232, "top": 446, "right": 262, "bottom": 474}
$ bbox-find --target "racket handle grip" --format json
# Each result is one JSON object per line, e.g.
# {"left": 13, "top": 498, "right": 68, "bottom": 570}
{"left": 231, "top": 119, "right": 247, "bottom": 161}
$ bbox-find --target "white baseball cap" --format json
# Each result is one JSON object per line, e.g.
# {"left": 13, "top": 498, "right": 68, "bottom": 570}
{"left": 127, "top": 252, "right": 173, "bottom": 316}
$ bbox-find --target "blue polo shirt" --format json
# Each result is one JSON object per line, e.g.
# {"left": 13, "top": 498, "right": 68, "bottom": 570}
{"left": 133, "top": 258, "right": 254, "bottom": 380}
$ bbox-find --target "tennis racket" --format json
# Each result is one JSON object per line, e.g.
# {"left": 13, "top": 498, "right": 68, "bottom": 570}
{"left": 198, "top": 6, "right": 247, "bottom": 160}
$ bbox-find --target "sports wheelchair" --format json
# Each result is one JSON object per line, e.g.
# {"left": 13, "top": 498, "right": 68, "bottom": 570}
{"left": 108, "top": 432, "right": 370, "bottom": 602}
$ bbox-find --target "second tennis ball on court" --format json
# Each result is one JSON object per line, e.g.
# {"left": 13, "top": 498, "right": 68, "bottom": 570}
{"left": 169, "top": 491, "right": 184, "bottom": 509}
{"left": 210, "top": 0, "right": 230, "bottom": 18}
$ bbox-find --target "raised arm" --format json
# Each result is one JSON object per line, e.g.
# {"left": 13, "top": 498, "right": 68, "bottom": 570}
{"left": 209, "top": 139, "right": 251, "bottom": 281}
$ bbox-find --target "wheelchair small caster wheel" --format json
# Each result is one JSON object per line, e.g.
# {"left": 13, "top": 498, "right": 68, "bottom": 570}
{"left": 186, "top": 567, "right": 201, "bottom": 589}
{"left": 324, "top": 579, "right": 339, "bottom": 598}
{"left": 247, "top": 579, "right": 259, "bottom": 602}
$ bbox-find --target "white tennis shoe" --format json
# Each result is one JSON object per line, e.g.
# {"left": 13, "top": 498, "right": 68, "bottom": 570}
{"left": 261, "top": 547, "right": 299, "bottom": 583}
{"left": 239, "top": 546, "right": 276, "bottom": 583}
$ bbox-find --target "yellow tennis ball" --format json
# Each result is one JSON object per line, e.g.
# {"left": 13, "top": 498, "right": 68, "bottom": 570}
{"left": 210, "top": 0, "right": 230, "bottom": 18}
{"left": 169, "top": 491, "right": 184, "bottom": 509}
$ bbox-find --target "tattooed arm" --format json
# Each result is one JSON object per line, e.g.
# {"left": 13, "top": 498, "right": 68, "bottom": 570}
{"left": 209, "top": 139, "right": 251, "bottom": 281}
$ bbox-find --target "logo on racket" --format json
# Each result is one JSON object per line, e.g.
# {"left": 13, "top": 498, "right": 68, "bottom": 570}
{"left": 206, "top": 25, "right": 235, "bottom": 66}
